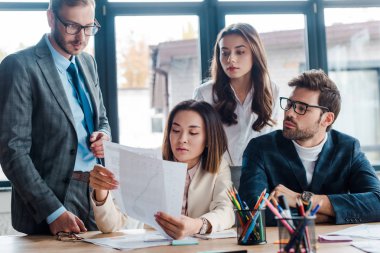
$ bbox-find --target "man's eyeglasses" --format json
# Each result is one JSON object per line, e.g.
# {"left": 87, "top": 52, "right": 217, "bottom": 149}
{"left": 55, "top": 14, "right": 101, "bottom": 36}
{"left": 280, "top": 97, "right": 330, "bottom": 115}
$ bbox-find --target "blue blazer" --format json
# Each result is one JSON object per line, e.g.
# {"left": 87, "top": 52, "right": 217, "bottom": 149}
{"left": 239, "top": 130, "right": 380, "bottom": 226}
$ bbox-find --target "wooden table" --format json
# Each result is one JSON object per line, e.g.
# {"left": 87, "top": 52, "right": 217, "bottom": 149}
{"left": 0, "top": 224, "right": 366, "bottom": 253}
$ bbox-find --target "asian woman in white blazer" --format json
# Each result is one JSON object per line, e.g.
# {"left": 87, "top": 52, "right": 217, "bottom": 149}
{"left": 89, "top": 100, "right": 234, "bottom": 239}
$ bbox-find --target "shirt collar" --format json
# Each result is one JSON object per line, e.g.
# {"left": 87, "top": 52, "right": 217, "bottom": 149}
{"left": 292, "top": 133, "right": 328, "bottom": 152}
{"left": 229, "top": 83, "right": 253, "bottom": 105}
{"left": 44, "top": 34, "right": 76, "bottom": 73}
{"left": 187, "top": 161, "right": 200, "bottom": 180}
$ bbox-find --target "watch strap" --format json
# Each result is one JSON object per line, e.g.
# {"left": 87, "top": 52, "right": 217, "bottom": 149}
{"left": 198, "top": 217, "right": 209, "bottom": 235}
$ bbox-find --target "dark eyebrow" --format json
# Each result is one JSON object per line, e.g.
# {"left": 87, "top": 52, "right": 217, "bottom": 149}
{"left": 172, "top": 122, "right": 200, "bottom": 128}
{"left": 290, "top": 99, "right": 309, "bottom": 106}
{"left": 235, "top": 45, "right": 247, "bottom": 49}
{"left": 62, "top": 17, "right": 96, "bottom": 27}
{"left": 221, "top": 45, "right": 246, "bottom": 50}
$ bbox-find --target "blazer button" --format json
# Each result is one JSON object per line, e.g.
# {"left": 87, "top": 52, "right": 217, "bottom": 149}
{"left": 70, "top": 149, "right": 76, "bottom": 155}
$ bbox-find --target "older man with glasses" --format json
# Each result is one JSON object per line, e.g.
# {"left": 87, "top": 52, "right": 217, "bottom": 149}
{"left": 0, "top": 0, "right": 110, "bottom": 235}
{"left": 239, "top": 69, "right": 380, "bottom": 226}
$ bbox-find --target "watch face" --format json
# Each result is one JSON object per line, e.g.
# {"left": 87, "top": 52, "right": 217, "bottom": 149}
{"left": 302, "top": 191, "right": 313, "bottom": 203}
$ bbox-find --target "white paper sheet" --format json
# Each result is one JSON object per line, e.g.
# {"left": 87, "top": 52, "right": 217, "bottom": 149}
{"left": 351, "top": 240, "right": 380, "bottom": 253}
{"left": 84, "top": 230, "right": 171, "bottom": 250}
{"left": 84, "top": 230, "right": 198, "bottom": 250}
{"left": 103, "top": 142, "right": 161, "bottom": 213}
{"left": 327, "top": 224, "right": 380, "bottom": 240}
{"left": 103, "top": 141, "right": 187, "bottom": 237}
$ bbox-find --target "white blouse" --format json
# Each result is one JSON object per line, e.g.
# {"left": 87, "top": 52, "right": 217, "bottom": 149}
{"left": 193, "top": 81, "right": 280, "bottom": 166}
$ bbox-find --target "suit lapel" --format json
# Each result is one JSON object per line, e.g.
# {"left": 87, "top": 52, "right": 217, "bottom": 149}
{"left": 35, "top": 37, "right": 76, "bottom": 129}
{"left": 278, "top": 135, "right": 308, "bottom": 190}
{"left": 76, "top": 56, "right": 99, "bottom": 128}
{"left": 186, "top": 165, "right": 204, "bottom": 217}
{"left": 309, "top": 132, "right": 334, "bottom": 192}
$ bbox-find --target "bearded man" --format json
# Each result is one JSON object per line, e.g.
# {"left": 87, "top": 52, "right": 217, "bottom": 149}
{"left": 239, "top": 69, "right": 380, "bottom": 225}
{"left": 0, "top": 0, "right": 110, "bottom": 234}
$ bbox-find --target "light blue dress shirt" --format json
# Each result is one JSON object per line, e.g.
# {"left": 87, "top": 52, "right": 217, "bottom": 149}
{"left": 44, "top": 34, "right": 96, "bottom": 224}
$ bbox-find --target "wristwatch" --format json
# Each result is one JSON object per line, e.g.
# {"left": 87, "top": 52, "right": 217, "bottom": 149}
{"left": 301, "top": 191, "right": 314, "bottom": 205}
{"left": 198, "top": 217, "right": 209, "bottom": 235}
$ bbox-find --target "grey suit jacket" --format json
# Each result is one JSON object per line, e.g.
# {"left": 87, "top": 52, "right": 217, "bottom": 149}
{"left": 0, "top": 35, "right": 111, "bottom": 234}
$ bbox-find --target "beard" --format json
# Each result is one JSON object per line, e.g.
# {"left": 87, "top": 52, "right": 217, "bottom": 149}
{"left": 282, "top": 116, "right": 321, "bottom": 141}
{"left": 52, "top": 26, "right": 87, "bottom": 56}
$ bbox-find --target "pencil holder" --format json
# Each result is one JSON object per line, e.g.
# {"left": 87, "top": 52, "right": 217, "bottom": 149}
{"left": 235, "top": 209, "right": 266, "bottom": 245}
{"left": 276, "top": 216, "right": 316, "bottom": 253}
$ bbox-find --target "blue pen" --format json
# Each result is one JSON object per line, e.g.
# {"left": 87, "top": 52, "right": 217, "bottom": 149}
{"left": 310, "top": 203, "right": 321, "bottom": 216}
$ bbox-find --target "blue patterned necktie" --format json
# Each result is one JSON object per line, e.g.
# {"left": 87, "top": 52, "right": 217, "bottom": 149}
{"left": 67, "top": 62, "right": 94, "bottom": 140}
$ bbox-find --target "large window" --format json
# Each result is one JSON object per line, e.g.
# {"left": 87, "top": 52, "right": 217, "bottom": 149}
{"left": 0, "top": 11, "right": 49, "bottom": 62}
{"left": 324, "top": 7, "right": 380, "bottom": 166}
{"left": 114, "top": 15, "right": 200, "bottom": 148}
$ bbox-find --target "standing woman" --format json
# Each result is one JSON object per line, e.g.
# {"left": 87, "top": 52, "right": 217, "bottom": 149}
{"left": 90, "top": 100, "right": 234, "bottom": 239}
{"left": 193, "top": 23, "right": 279, "bottom": 186}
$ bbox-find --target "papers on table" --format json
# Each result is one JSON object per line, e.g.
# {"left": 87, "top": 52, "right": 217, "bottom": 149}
{"left": 318, "top": 235, "right": 352, "bottom": 243}
{"left": 103, "top": 141, "right": 187, "bottom": 238}
{"left": 193, "top": 229, "right": 237, "bottom": 240}
{"left": 84, "top": 230, "right": 199, "bottom": 250}
{"left": 322, "top": 224, "right": 380, "bottom": 252}
{"left": 84, "top": 230, "right": 171, "bottom": 250}
{"left": 326, "top": 224, "right": 380, "bottom": 240}
{"left": 351, "top": 240, "right": 380, "bottom": 253}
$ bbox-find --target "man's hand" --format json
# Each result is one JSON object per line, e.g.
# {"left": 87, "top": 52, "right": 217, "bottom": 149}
{"left": 90, "top": 132, "right": 110, "bottom": 158}
{"left": 154, "top": 212, "right": 203, "bottom": 239}
{"left": 272, "top": 184, "right": 301, "bottom": 208}
{"left": 272, "top": 185, "right": 335, "bottom": 217}
{"left": 48, "top": 211, "right": 87, "bottom": 235}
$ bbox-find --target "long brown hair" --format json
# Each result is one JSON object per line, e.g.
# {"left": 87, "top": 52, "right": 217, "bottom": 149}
{"left": 162, "top": 100, "right": 228, "bottom": 174}
{"left": 210, "top": 23, "right": 275, "bottom": 131}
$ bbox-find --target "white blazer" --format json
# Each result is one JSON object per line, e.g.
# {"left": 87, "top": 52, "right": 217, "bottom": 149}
{"left": 92, "top": 159, "right": 235, "bottom": 233}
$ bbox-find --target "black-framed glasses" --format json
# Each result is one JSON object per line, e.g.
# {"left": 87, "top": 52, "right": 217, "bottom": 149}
{"left": 55, "top": 14, "right": 101, "bottom": 36}
{"left": 280, "top": 97, "right": 330, "bottom": 115}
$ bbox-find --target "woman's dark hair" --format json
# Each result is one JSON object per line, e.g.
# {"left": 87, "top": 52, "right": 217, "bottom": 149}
{"left": 162, "top": 100, "right": 228, "bottom": 173}
{"left": 210, "top": 23, "right": 275, "bottom": 131}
